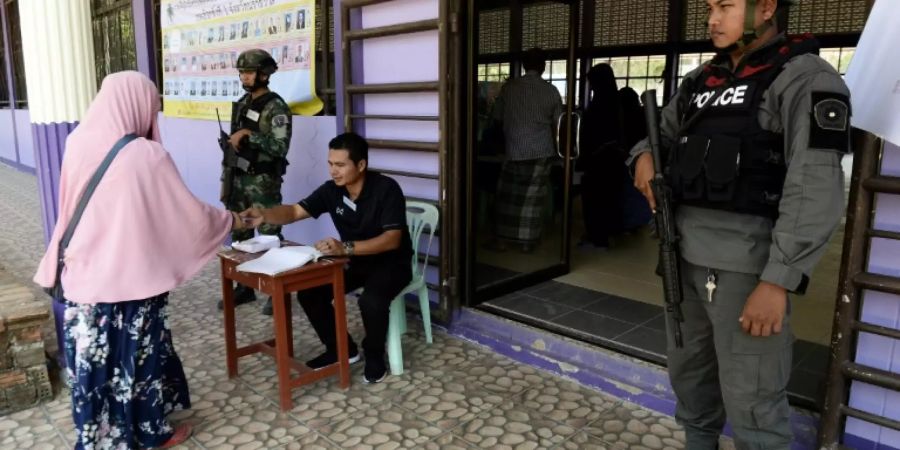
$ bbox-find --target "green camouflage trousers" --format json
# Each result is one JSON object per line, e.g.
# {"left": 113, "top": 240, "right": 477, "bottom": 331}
{"left": 225, "top": 172, "right": 284, "bottom": 242}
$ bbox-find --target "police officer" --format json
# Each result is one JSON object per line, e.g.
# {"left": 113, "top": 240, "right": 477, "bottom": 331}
{"left": 220, "top": 48, "right": 293, "bottom": 315}
{"left": 630, "top": 0, "right": 850, "bottom": 448}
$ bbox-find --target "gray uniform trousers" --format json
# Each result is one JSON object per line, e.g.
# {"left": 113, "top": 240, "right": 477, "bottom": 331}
{"left": 666, "top": 260, "right": 794, "bottom": 450}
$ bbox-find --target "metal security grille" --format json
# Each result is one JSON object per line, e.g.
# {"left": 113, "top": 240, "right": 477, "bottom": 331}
{"left": 593, "top": 55, "right": 666, "bottom": 105}
{"left": 683, "top": 0, "right": 709, "bottom": 42}
{"left": 478, "top": 8, "right": 509, "bottom": 55}
{"left": 789, "top": 0, "right": 867, "bottom": 34}
{"left": 593, "top": 0, "right": 668, "bottom": 47}
{"left": 152, "top": 0, "right": 163, "bottom": 90}
{"left": 819, "top": 47, "right": 855, "bottom": 75}
{"left": 315, "top": 0, "right": 335, "bottom": 53}
{"left": 684, "top": 0, "right": 867, "bottom": 41}
{"left": 818, "top": 135, "right": 900, "bottom": 445}
{"left": 4, "top": 0, "right": 25, "bottom": 107}
{"left": 91, "top": 0, "right": 137, "bottom": 89}
{"left": 544, "top": 59, "right": 574, "bottom": 100}
{"left": 0, "top": 19, "right": 8, "bottom": 108}
{"left": 340, "top": 0, "right": 459, "bottom": 322}
{"left": 315, "top": 0, "right": 336, "bottom": 114}
{"left": 522, "top": 2, "right": 569, "bottom": 50}
{"left": 477, "top": 62, "right": 510, "bottom": 82}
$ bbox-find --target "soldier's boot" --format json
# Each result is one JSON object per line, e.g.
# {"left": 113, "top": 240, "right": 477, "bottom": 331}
{"left": 218, "top": 284, "right": 257, "bottom": 310}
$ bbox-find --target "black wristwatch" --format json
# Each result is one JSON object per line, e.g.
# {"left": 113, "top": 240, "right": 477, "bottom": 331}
{"left": 342, "top": 241, "right": 355, "bottom": 256}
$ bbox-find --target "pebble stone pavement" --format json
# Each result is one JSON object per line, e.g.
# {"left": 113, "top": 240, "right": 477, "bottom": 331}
{"left": 0, "top": 164, "right": 739, "bottom": 449}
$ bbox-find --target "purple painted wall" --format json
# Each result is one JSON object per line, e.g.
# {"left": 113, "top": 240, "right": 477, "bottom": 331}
{"left": 32, "top": 122, "right": 77, "bottom": 245}
{"left": 132, "top": 0, "right": 158, "bottom": 86}
{"left": 31, "top": 120, "right": 79, "bottom": 369}
{"left": 845, "top": 141, "right": 900, "bottom": 448}
{"left": 15, "top": 110, "right": 34, "bottom": 167}
{"left": 0, "top": 110, "right": 16, "bottom": 162}
{"left": 0, "top": 109, "right": 35, "bottom": 172}
{"left": 344, "top": 0, "right": 444, "bottom": 307}
{"left": 157, "top": 114, "right": 339, "bottom": 243}
{"left": 355, "top": 0, "right": 441, "bottom": 224}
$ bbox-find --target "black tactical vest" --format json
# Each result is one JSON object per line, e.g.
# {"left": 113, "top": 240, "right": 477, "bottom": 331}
{"left": 228, "top": 91, "right": 288, "bottom": 176}
{"left": 231, "top": 91, "right": 284, "bottom": 133}
{"left": 669, "top": 35, "right": 819, "bottom": 220}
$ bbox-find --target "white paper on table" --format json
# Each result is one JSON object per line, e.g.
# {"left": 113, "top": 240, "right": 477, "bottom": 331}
{"left": 235, "top": 246, "right": 324, "bottom": 276}
{"left": 232, "top": 235, "right": 281, "bottom": 253}
{"left": 844, "top": 0, "right": 900, "bottom": 146}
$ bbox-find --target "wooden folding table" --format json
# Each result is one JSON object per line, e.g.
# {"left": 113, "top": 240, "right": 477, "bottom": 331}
{"left": 218, "top": 243, "right": 351, "bottom": 410}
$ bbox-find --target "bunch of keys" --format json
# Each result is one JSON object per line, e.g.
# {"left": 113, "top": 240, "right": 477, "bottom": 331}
{"left": 705, "top": 271, "right": 717, "bottom": 303}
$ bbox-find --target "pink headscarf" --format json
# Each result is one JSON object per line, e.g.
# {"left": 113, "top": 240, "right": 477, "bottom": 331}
{"left": 34, "top": 71, "right": 232, "bottom": 304}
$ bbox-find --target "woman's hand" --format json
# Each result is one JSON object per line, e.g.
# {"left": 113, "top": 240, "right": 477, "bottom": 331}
{"left": 230, "top": 211, "right": 245, "bottom": 230}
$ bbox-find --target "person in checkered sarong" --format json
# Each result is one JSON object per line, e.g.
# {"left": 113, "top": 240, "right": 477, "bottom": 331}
{"left": 490, "top": 48, "right": 563, "bottom": 252}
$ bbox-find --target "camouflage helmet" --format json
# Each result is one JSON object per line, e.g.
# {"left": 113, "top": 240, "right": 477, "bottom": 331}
{"left": 236, "top": 49, "right": 278, "bottom": 75}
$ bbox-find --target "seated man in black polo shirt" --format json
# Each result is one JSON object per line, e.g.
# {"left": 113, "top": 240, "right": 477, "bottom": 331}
{"left": 241, "top": 132, "right": 413, "bottom": 383}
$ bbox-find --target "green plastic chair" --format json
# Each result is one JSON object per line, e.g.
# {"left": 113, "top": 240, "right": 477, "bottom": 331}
{"left": 387, "top": 200, "right": 438, "bottom": 375}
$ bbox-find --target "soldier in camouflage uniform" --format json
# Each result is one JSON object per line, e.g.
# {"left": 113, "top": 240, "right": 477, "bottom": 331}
{"left": 220, "top": 48, "right": 292, "bottom": 315}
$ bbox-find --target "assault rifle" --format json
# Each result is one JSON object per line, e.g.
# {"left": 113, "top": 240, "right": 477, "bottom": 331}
{"left": 216, "top": 108, "right": 250, "bottom": 203}
{"left": 642, "top": 90, "right": 684, "bottom": 349}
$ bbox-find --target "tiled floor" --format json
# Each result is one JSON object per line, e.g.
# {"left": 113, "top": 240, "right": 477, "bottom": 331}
{"left": 482, "top": 279, "right": 830, "bottom": 410}
{"left": 2, "top": 270, "right": 705, "bottom": 450}
{"left": 0, "top": 164, "right": 735, "bottom": 449}
{"left": 475, "top": 192, "right": 847, "bottom": 347}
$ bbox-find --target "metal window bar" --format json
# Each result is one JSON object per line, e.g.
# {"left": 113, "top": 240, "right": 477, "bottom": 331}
{"left": 368, "top": 168, "right": 439, "bottom": 181}
{"left": 4, "top": 0, "right": 25, "bottom": 107}
{"left": 350, "top": 114, "right": 439, "bottom": 121}
{"left": 367, "top": 139, "right": 439, "bottom": 152}
{"left": 0, "top": 6, "right": 8, "bottom": 109}
{"left": 345, "top": 18, "right": 440, "bottom": 41}
{"left": 340, "top": 0, "right": 455, "bottom": 321}
{"left": 319, "top": 0, "right": 334, "bottom": 115}
{"left": 345, "top": 81, "right": 439, "bottom": 94}
{"left": 90, "top": 0, "right": 137, "bottom": 89}
{"left": 818, "top": 130, "right": 900, "bottom": 446}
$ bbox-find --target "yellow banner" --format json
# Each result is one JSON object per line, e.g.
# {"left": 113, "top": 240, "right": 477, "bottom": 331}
{"left": 160, "top": 0, "right": 322, "bottom": 120}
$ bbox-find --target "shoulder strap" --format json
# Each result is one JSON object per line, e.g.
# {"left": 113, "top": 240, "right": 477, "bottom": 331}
{"left": 50, "top": 133, "right": 138, "bottom": 297}
{"left": 58, "top": 134, "right": 139, "bottom": 249}
{"left": 249, "top": 91, "right": 283, "bottom": 110}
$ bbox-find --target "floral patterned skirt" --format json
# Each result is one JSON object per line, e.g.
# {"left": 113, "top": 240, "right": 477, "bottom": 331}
{"left": 64, "top": 293, "right": 190, "bottom": 450}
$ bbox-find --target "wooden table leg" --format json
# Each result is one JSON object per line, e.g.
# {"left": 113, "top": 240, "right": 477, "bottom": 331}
{"left": 272, "top": 283, "right": 293, "bottom": 411}
{"left": 284, "top": 292, "right": 294, "bottom": 358}
{"left": 221, "top": 263, "right": 238, "bottom": 378}
{"left": 332, "top": 269, "right": 351, "bottom": 389}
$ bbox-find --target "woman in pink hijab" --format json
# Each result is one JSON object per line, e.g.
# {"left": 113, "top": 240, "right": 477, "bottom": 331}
{"left": 34, "top": 71, "right": 247, "bottom": 449}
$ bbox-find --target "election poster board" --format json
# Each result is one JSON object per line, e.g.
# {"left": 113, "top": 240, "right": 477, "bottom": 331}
{"left": 160, "top": 0, "right": 322, "bottom": 120}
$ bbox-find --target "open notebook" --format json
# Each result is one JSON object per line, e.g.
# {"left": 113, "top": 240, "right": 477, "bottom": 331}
{"left": 235, "top": 246, "right": 324, "bottom": 276}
